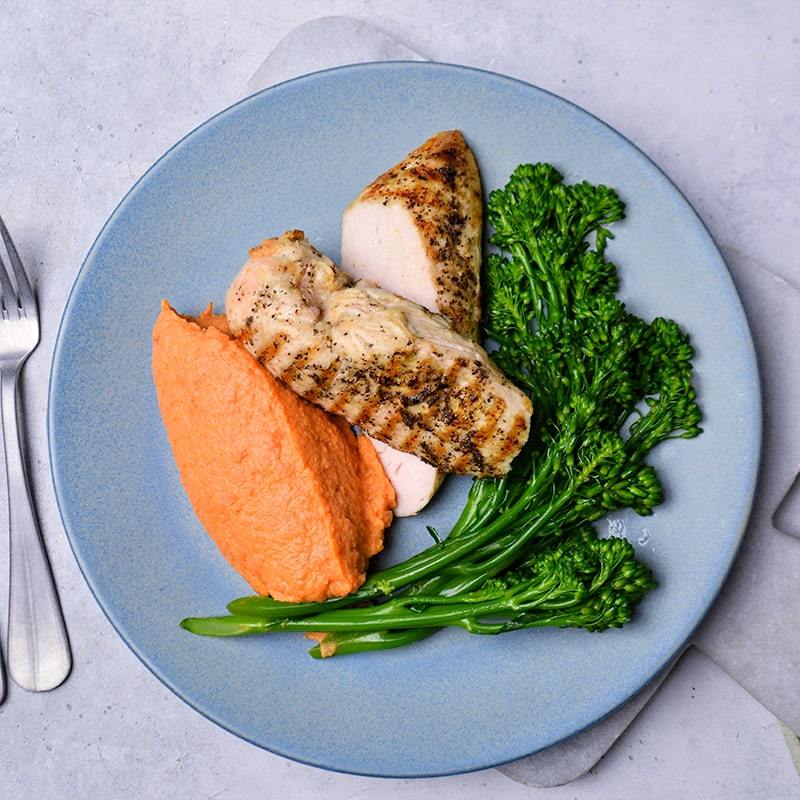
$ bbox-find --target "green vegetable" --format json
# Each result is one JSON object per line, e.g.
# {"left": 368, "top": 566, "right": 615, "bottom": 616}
{"left": 182, "top": 531, "right": 654, "bottom": 638}
{"left": 180, "top": 163, "right": 701, "bottom": 656}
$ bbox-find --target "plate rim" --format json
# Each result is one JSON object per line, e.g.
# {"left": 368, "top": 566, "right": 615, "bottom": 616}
{"left": 47, "top": 60, "right": 763, "bottom": 778}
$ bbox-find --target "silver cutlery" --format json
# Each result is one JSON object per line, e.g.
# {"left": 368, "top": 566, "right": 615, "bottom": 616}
{"left": 0, "top": 215, "right": 70, "bottom": 697}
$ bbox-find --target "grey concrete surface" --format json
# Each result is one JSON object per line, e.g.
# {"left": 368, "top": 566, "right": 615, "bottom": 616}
{"left": 0, "top": 2, "right": 798, "bottom": 798}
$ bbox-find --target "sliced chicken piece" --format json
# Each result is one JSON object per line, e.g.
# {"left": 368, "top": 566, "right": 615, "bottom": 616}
{"left": 341, "top": 130, "right": 483, "bottom": 514}
{"left": 341, "top": 130, "right": 482, "bottom": 340}
{"left": 226, "top": 231, "right": 531, "bottom": 477}
{"left": 368, "top": 438, "right": 444, "bottom": 517}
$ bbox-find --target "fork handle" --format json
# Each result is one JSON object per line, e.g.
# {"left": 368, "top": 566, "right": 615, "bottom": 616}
{"left": 2, "top": 369, "right": 71, "bottom": 691}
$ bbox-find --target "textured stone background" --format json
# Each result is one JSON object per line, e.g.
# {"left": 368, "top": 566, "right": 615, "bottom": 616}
{"left": 0, "top": 2, "right": 798, "bottom": 798}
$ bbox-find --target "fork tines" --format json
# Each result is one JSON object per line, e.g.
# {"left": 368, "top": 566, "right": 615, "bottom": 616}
{"left": 0, "top": 215, "right": 36, "bottom": 320}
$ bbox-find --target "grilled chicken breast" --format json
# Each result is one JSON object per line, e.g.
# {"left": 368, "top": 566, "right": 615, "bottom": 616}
{"left": 341, "top": 130, "right": 482, "bottom": 340}
{"left": 226, "top": 231, "right": 531, "bottom": 477}
{"left": 341, "top": 131, "right": 483, "bottom": 514}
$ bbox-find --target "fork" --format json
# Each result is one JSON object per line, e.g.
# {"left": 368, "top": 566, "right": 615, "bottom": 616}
{"left": 0, "top": 215, "right": 70, "bottom": 698}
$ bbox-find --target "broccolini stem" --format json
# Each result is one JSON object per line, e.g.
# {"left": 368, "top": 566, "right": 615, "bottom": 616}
{"left": 307, "top": 629, "right": 436, "bottom": 658}
{"left": 184, "top": 598, "right": 517, "bottom": 636}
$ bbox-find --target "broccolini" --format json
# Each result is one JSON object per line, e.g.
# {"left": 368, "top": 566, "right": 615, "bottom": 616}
{"left": 181, "top": 163, "right": 702, "bottom": 656}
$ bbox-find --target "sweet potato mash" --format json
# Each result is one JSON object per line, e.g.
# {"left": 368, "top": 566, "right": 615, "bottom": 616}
{"left": 152, "top": 302, "right": 395, "bottom": 603}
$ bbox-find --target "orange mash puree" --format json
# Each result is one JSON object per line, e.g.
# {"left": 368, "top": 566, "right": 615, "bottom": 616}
{"left": 152, "top": 302, "right": 395, "bottom": 603}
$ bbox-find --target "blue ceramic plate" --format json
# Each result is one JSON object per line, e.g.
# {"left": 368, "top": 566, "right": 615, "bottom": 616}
{"left": 49, "top": 63, "right": 760, "bottom": 777}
